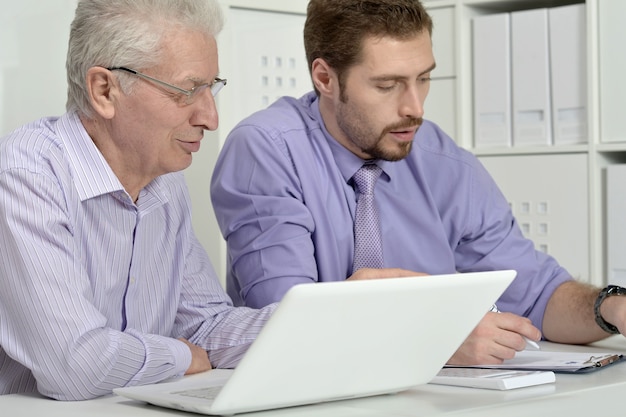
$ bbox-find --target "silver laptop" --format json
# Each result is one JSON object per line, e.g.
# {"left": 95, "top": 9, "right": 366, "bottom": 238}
{"left": 114, "top": 270, "right": 517, "bottom": 415}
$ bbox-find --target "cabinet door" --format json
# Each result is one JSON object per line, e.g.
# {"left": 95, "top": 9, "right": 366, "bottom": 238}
{"left": 217, "top": 8, "right": 310, "bottom": 143}
{"left": 479, "top": 154, "right": 589, "bottom": 282}
{"left": 189, "top": 6, "right": 309, "bottom": 283}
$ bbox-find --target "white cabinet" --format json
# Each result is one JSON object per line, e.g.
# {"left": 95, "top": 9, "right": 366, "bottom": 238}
{"left": 423, "top": 0, "right": 626, "bottom": 286}
{"left": 480, "top": 153, "right": 589, "bottom": 282}
{"left": 189, "top": 1, "right": 310, "bottom": 283}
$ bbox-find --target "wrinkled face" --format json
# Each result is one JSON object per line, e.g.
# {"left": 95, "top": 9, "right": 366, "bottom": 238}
{"left": 331, "top": 31, "right": 435, "bottom": 161}
{"left": 111, "top": 29, "right": 220, "bottom": 179}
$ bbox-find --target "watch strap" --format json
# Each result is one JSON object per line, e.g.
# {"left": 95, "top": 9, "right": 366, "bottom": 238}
{"left": 594, "top": 285, "right": 626, "bottom": 334}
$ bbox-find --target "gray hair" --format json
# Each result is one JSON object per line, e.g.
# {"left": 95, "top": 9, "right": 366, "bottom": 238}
{"left": 66, "top": 0, "right": 224, "bottom": 118}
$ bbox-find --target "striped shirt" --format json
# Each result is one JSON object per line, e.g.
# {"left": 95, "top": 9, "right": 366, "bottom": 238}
{"left": 0, "top": 111, "right": 276, "bottom": 400}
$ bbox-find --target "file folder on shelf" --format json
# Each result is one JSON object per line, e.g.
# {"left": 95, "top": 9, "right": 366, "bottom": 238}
{"left": 598, "top": 0, "right": 626, "bottom": 143}
{"left": 549, "top": 4, "right": 587, "bottom": 145}
{"left": 472, "top": 13, "right": 511, "bottom": 148}
{"left": 606, "top": 165, "right": 626, "bottom": 288}
{"left": 511, "top": 8, "right": 552, "bottom": 147}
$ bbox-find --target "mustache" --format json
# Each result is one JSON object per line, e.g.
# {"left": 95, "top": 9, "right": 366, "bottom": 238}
{"left": 381, "top": 117, "right": 423, "bottom": 135}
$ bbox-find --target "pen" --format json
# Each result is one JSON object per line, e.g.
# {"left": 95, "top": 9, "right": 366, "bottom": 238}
{"left": 490, "top": 304, "right": 541, "bottom": 351}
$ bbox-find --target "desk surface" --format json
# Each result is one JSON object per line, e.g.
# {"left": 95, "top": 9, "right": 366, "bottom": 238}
{"left": 2, "top": 336, "right": 626, "bottom": 417}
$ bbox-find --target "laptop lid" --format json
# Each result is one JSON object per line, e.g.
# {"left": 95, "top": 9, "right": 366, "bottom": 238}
{"left": 115, "top": 270, "right": 516, "bottom": 415}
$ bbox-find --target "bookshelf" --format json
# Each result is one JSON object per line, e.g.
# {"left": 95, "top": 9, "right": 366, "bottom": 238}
{"left": 423, "top": 0, "right": 626, "bottom": 286}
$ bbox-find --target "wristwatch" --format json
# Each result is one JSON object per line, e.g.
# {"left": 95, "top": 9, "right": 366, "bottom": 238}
{"left": 594, "top": 285, "right": 626, "bottom": 334}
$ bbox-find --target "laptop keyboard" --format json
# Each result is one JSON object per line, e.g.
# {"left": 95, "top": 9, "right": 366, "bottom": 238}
{"left": 173, "top": 386, "right": 223, "bottom": 400}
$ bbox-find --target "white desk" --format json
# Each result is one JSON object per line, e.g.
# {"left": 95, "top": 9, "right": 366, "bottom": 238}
{"left": 2, "top": 336, "right": 626, "bottom": 417}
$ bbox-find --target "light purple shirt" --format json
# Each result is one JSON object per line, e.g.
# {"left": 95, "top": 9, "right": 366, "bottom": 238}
{"left": 211, "top": 92, "right": 571, "bottom": 329}
{"left": 0, "top": 111, "right": 275, "bottom": 400}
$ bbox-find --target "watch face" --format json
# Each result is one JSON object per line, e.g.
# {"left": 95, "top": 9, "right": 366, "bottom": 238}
{"left": 608, "top": 285, "right": 626, "bottom": 296}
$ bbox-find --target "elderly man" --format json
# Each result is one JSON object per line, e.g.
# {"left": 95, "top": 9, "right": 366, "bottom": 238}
{"left": 0, "top": 0, "right": 275, "bottom": 400}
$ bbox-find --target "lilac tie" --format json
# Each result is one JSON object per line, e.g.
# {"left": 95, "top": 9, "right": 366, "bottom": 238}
{"left": 352, "top": 164, "right": 384, "bottom": 273}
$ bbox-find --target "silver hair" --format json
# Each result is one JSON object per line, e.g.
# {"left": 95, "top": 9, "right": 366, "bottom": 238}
{"left": 66, "top": 0, "right": 224, "bottom": 118}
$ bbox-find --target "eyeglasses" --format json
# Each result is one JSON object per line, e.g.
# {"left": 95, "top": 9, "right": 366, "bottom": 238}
{"left": 107, "top": 66, "right": 227, "bottom": 105}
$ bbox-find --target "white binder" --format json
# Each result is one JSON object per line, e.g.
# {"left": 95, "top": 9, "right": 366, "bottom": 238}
{"left": 606, "top": 165, "right": 626, "bottom": 288}
{"left": 511, "top": 9, "right": 552, "bottom": 146}
{"left": 598, "top": 0, "right": 626, "bottom": 143}
{"left": 472, "top": 13, "right": 512, "bottom": 148}
{"left": 549, "top": 4, "right": 587, "bottom": 145}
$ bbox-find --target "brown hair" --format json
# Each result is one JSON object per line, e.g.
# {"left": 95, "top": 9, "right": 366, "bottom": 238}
{"left": 304, "top": 0, "right": 433, "bottom": 95}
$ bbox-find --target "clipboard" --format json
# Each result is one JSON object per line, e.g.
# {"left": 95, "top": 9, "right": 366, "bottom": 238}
{"left": 446, "top": 351, "right": 624, "bottom": 373}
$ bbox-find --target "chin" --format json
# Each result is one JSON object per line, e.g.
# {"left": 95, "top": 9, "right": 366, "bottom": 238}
{"left": 168, "top": 158, "right": 193, "bottom": 174}
{"left": 374, "top": 143, "right": 412, "bottom": 161}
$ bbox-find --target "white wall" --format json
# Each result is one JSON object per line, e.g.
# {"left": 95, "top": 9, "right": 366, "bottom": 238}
{"left": 0, "top": 0, "right": 76, "bottom": 135}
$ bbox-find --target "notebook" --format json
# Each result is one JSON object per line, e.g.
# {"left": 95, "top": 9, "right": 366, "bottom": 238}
{"left": 114, "top": 270, "right": 517, "bottom": 415}
{"left": 431, "top": 368, "right": 556, "bottom": 390}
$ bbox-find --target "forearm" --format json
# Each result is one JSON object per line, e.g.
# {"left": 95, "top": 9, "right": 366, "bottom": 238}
{"left": 39, "top": 330, "right": 190, "bottom": 400}
{"left": 0, "top": 295, "right": 190, "bottom": 400}
{"left": 176, "top": 238, "right": 278, "bottom": 368}
{"left": 542, "top": 281, "right": 610, "bottom": 344}
{"left": 190, "top": 303, "right": 278, "bottom": 368}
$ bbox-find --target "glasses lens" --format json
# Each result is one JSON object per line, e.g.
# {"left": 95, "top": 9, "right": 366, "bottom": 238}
{"left": 185, "top": 84, "right": 209, "bottom": 105}
{"left": 183, "top": 79, "right": 227, "bottom": 104}
{"left": 210, "top": 79, "right": 227, "bottom": 97}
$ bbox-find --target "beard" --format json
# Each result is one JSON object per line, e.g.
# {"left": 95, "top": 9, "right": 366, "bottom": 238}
{"left": 365, "top": 119, "right": 421, "bottom": 161}
{"left": 336, "top": 93, "right": 422, "bottom": 161}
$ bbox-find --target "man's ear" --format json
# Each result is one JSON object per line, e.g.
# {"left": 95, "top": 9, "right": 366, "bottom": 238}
{"left": 85, "top": 67, "right": 119, "bottom": 119}
{"left": 311, "top": 58, "right": 338, "bottom": 98}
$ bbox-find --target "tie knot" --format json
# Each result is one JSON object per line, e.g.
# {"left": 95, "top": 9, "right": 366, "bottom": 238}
{"left": 353, "top": 164, "right": 382, "bottom": 195}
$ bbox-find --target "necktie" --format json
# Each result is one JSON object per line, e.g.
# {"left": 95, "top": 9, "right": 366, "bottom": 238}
{"left": 352, "top": 163, "right": 384, "bottom": 273}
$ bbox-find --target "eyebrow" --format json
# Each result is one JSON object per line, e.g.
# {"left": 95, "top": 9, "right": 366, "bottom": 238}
{"left": 370, "top": 62, "right": 437, "bottom": 82}
{"left": 184, "top": 76, "right": 209, "bottom": 86}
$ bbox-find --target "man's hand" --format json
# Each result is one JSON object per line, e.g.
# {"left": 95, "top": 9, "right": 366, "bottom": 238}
{"left": 347, "top": 268, "right": 428, "bottom": 281}
{"left": 179, "top": 338, "right": 212, "bottom": 375}
{"left": 447, "top": 311, "right": 542, "bottom": 365}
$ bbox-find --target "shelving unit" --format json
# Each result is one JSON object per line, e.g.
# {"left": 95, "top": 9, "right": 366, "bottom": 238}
{"left": 423, "top": 0, "right": 626, "bottom": 287}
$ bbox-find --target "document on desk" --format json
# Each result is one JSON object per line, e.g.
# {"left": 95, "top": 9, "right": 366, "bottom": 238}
{"left": 448, "top": 351, "right": 624, "bottom": 373}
